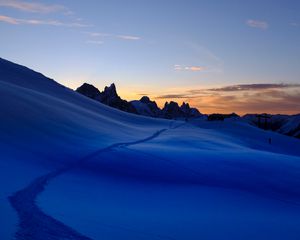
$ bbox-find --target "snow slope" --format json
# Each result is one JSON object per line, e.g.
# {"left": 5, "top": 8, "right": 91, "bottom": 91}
{"left": 1, "top": 58, "right": 300, "bottom": 240}
{"left": 278, "top": 114, "right": 300, "bottom": 137}
{"left": 243, "top": 114, "right": 300, "bottom": 138}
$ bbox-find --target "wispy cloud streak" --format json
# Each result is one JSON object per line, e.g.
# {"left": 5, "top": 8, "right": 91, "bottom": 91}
{"left": 174, "top": 64, "right": 206, "bottom": 72}
{"left": 117, "top": 35, "right": 141, "bottom": 40}
{"left": 153, "top": 83, "right": 300, "bottom": 114}
{"left": 207, "top": 83, "right": 300, "bottom": 92}
{"left": 246, "top": 19, "right": 269, "bottom": 30}
{"left": 84, "top": 32, "right": 141, "bottom": 45}
{"left": 0, "top": 14, "right": 89, "bottom": 27}
{"left": 290, "top": 22, "right": 300, "bottom": 27}
{"left": 0, "top": 0, "right": 71, "bottom": 14}
{"left": 87, "top": 32, "right": 141, "bottom": 41}
{"left": 0, "top": 14, "right": 18, "bottom": 24}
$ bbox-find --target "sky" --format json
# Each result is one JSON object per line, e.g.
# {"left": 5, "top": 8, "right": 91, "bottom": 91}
{"left": 0, "top": 0, "right": 300, "bottom": 114}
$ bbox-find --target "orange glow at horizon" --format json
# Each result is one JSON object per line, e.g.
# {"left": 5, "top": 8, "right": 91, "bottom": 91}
{"left": 63, "top": 79, "right": 300, "bottom": 116}
{"left": 120, "top": 87, "right": 300, "bottom": 116}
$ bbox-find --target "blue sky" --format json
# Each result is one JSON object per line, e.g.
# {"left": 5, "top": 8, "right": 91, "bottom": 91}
{"left": 0, "top": 0, "right": 300, "bottom": 114}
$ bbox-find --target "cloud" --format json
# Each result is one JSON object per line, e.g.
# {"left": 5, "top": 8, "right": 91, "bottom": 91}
{"left": 153, "top": 83, "right": 300, "bottom": 114}
{"left": 0, "top": 14, "right": 18, "bottom": 24}
{"left": 84, "top": 32, "right": 141, "bottom": 44}
{"left": 174, "top": 64, "right": 182, "bottom": 70}
{"left": 185, "top": 43, "right": 224, "bottom": 73}
{"left": 207, "top": 83, "right": 300, "bottom": 92}
{"left": 88, "top": 32, "right": 111, "bottom": 37}
{"left": 246, "top": 19, "right": 269, "bottom": 30}
{"left": 117, "top": 35, "right": 141, "bottom": 40}
{"left": 0, "top": 0, "right": 70, "bottom": 14}
{"left": 185, "top": 66, "right": 206, "bottom": 71}
{"left": 155, "top": 94, "right": 192, "bottom": 99}
{"left": 174, "top": 64, "right": 206, "bottom": 72}
{"left": 290, "top": 22, "right": 300, "bottom": 27}
{"left": 0, "top": 14, "right": 90, "bottom": 27}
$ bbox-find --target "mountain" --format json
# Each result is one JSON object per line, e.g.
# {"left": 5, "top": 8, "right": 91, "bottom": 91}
{"left": 75, "top": 82, "right": 102, "bottom": 100}
{"left": 1, "top": 57, "right": 300, "bottom": 240}
{"left": 77, "top": 83, "right": 201, "bottom": 119}
{"left": 76, "top": 82, "right": 137, "bottom": 114}
{"left": 180, "top": 102, "right": 201, "bottom": 118}
{"left": 243, "top": 114, "right": 300, "bottom": 139}
{"left": 131, "top": 96, "right": 161, "bottom": 117}
{"left": 159, "top": 101, "right": 201, "bottom": 119}
{"left": 207, "top": 113, "right": 240, "bottom": 121}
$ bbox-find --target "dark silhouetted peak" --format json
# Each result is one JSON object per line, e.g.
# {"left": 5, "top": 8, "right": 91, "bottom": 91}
{"left": 162, "top": 101, "right": 183, "bottom": 119}
{"left": 76, "top": 82, "right": 201, "bottom": 119}
{"left": 76, "top": 83, "right": 101, "bottom": 99}
{"left": 181, "top": 102, "right": 190, "bottom": 109}
{"left": 131, "top": 96, "right": 161, "bottom": 117}
{"left": 76, "top": 82, "right": 136, "bottom": 114}
{"left": 169, "top": 101, "right": 179, "bottom": 108}
{"left": 140, "top": 96, "right": 151, "bottom": 103}
{"left": 162, "top": 101, "right": 201, "bottom": 119}
{"left": 100, "top": 83, "right": 120, "bottom": 103}
{"left": 99, "top": 83, "right": 137, "bottom": 114}
{"left": 180, "top": 102, "right": 201, "bottom": 118}
{"left": 103, "top": 83, "right": 117, "bottom": 97}
{"left": 208, "top": 113, "right": 240, "bottom": 121}
{"left": 180, "top": 102, "right": 190, "bottom": 115}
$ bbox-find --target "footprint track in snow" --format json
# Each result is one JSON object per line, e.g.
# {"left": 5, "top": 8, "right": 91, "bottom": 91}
{"left": 9, "top": 123, "right": 182, "bottom": 240}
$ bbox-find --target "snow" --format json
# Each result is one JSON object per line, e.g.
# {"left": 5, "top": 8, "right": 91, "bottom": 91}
{"left": 39, "top": 171, "right": 300, "bottom": 240}
{"left": 131, "top": 100, "right": 153, "bottom": 116}
{"left": 278, "top": 114, "right": 300, "bottom": 137}
{"left": 243, "top": 113, "right": 300, "bottom": 138}
{"left": 1, "top": 58, "right": 300, "bottom": 239}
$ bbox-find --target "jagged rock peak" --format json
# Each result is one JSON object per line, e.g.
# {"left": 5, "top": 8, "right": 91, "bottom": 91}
{"left": 76, "top": 83, "right": 101, "bottom": 98}
{"left": 140, "top": 96, "right": 151, "bottom": 103}
{"left": 181, "top": 102, "right": 190, "bottom": 109}
{"left": 164, "top": 101, "right": 180, "bottom": 108}
{"left": 103, "top": 83, "right": 118, "bottom": 96}
{"left": 76, "top": 83, "right": 201, "bottom": 119}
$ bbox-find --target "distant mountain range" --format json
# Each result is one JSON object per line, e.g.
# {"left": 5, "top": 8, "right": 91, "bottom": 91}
{"left": 76, "top": 83, "right": 300, "bottom": 139}
{"left": 243, "top": 114, "right": 300, "bottom": 139}
{"left": 0, "top": 57, "right": 299, "bottom": 139}
{"left": 76, "top": 83, "right": 201, "bottom": 119}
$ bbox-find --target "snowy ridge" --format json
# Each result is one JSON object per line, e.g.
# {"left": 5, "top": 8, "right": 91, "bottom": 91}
{"left": 278, "top": 114, "right": 300, "bottom": 137}
{"left": 76, "top": 83, "right": 201, "bottom": 119}
{"left": 243, "top": 114, "right": 300, "bottom": 138}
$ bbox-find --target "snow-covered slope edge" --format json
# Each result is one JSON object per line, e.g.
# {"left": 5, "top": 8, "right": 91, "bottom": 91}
{"left": 0, "top": 58, "right": 171, "bottom": 239}
{"left": 243, "top": 114, "right": 300, "bottom": 139}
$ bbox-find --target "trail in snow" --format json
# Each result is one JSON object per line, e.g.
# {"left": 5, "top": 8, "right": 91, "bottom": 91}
{"left": 9, "top": 170, "right": 91, "bottom": 240}
{"left": 9, "top": 124, "right": 180, "bottom": 240}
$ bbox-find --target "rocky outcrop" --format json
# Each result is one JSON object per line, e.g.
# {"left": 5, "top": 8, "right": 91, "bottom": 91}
{"left": 131, "top": 96, "right": 161, "bottom": 117}
{"left": 76, "top": 83, "right": 137, "bottom": 114}
{"left": 76, "top": 83, "right": 101, "bottom": 100}
{"left": 162, "top": 101, "right": 184, "bottom": 119}
{"left": 161, "top": 101, "right": 201, "bottom": 119}
{"left": 207, "top": 113, "right": 239, "bottom": 121}
{"left": 99, "top": 83, "right": 137, "bottom": 113}
{"left": 76, "top": 83, "right": 202, "bottom": 119}
{"left": 180, "top": 102, "right": 201, "bottom": 118}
